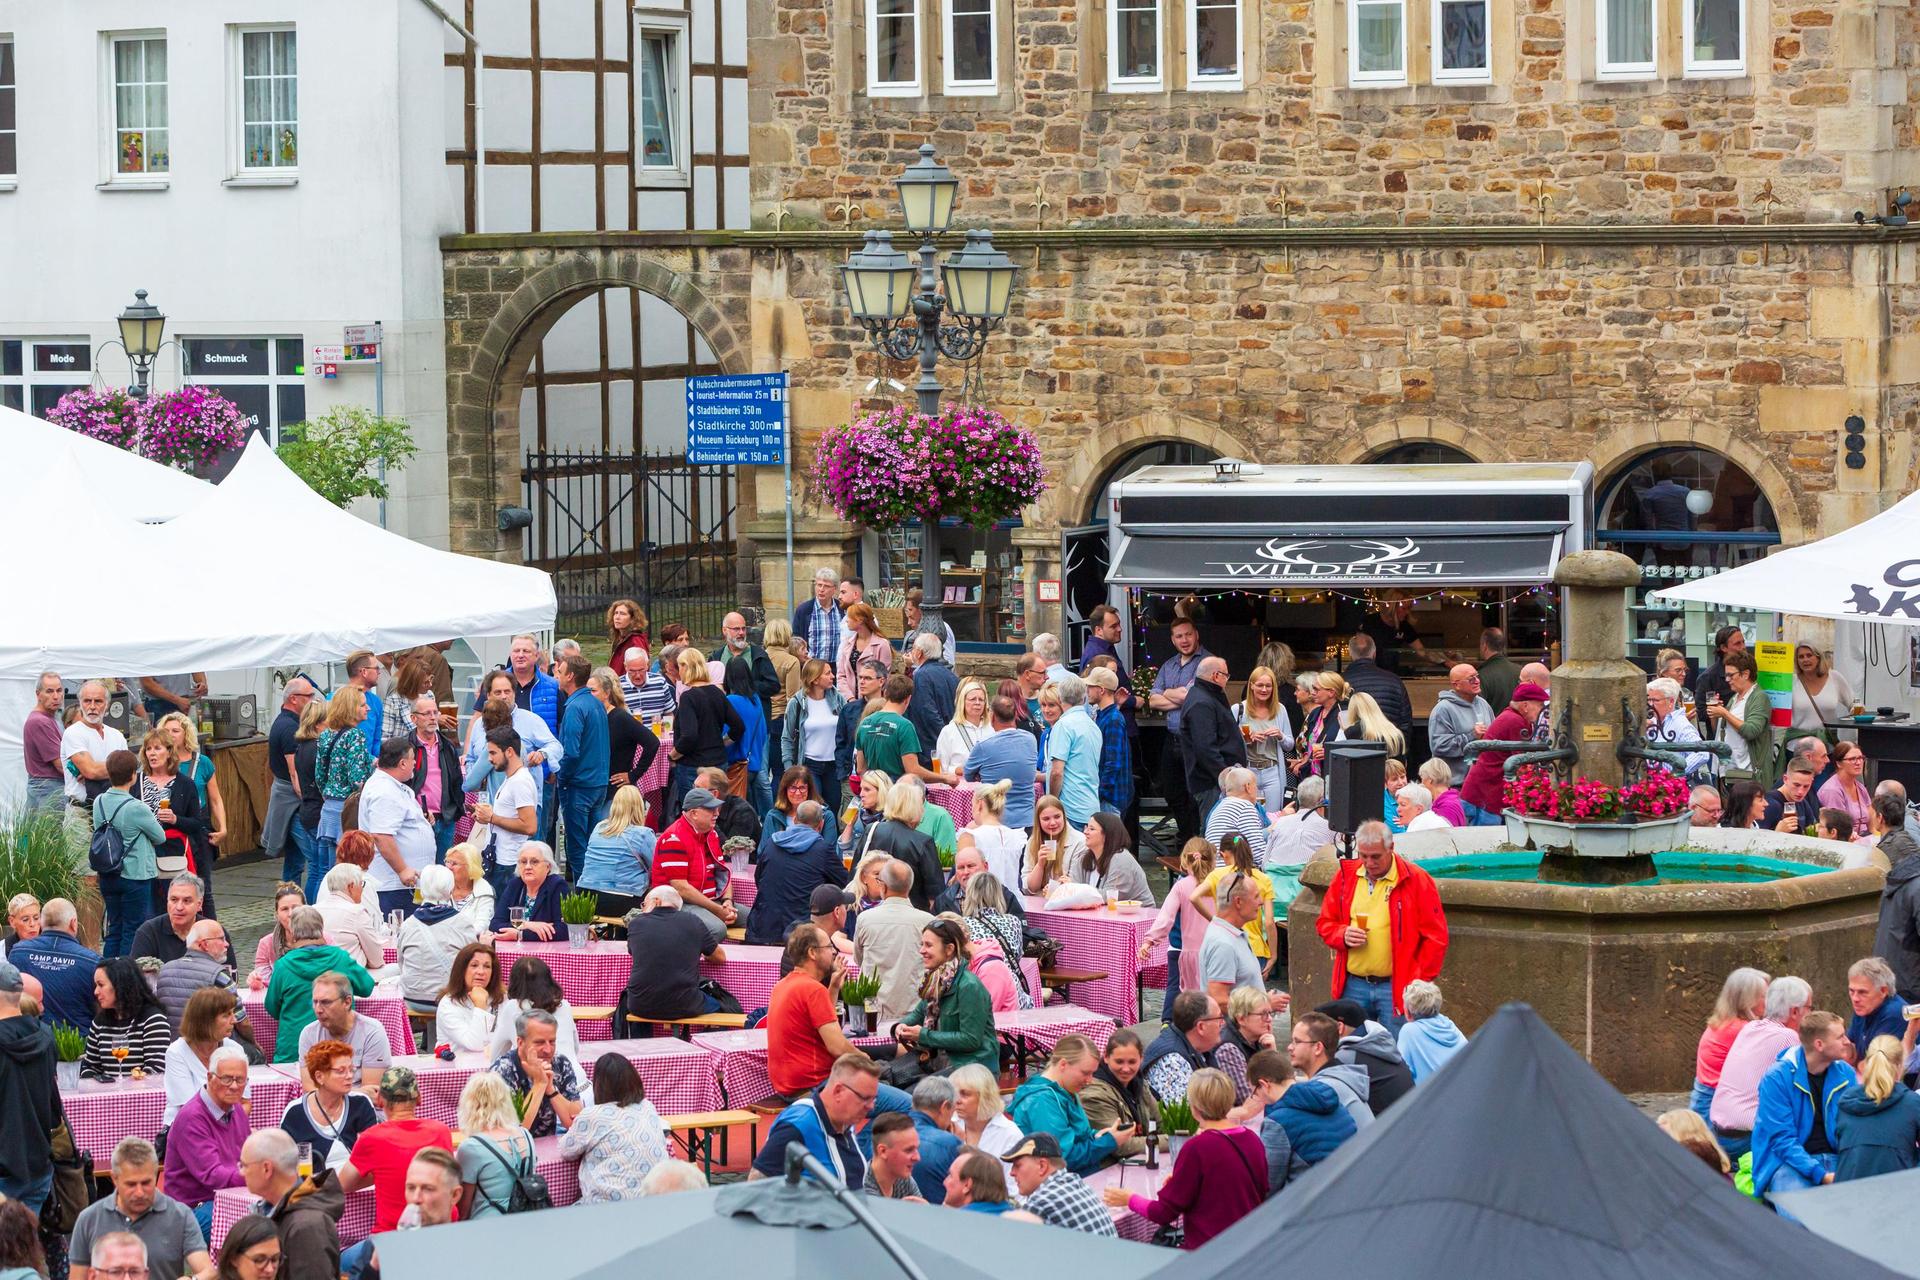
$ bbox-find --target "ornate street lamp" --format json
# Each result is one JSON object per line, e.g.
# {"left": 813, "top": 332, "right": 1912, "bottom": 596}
{"left": 839, "top": 143, "right": 1021, "bottom": 643}
{"left": 117, "top": 289, "right": 167, "bottom": 398}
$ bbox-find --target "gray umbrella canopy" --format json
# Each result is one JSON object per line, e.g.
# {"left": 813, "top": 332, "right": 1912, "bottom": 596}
{"left": 374, "top": 1175, "right": 1167, "bottom": 1280}
{"left": 1771, "top": 1166, "right": 1920, "bottom": 1277}
{"left": 1152, "top": 1003, "right": 1909, "bottom": 1280}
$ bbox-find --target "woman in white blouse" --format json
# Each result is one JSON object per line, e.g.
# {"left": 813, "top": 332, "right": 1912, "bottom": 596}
{"left": 948, "top": 1063, "right": 1023, "bottom": 1162}
{"left": 314, "top": 865, "right": 390, "bottom": 979}
{"left": 434, "top": 941, "right": 504, "bottom": 1054}
{"left": 957, "top": 780, "right": 1027, "bottom": 891}
{"left": 447, "top": 843, "right": 497, "bottom": 934}
{"left": 936, "top": 680, "right": 994, "bottom": 780}
{"left": 1022, "top": 797, "right": 1089, "bottom": 895}
{"left": 1790, "top": 643, "right": 1855, "bottom": 735}
{"left": 163, "top": 987, "right": 249, "bottom": 1125}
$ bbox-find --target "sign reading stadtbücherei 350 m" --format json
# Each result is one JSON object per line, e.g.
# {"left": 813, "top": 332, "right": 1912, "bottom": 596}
{"left": 686, "top": 373, "right": 786, "bottom": 465}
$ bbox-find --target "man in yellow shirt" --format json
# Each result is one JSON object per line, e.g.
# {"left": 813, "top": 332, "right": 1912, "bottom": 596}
{"left": 1314, "top": 820, "right": 1449, "bottom": 1034}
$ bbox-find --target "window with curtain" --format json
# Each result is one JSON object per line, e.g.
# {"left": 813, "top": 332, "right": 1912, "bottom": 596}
{"left": 111, "top": 36, "right": 169, "bottom": 175}
{"left": 1432, "top": 0, "right": 1489, "bottom": 80}
{"left": 1190, "top": 0, "right": 1242, "bottom": 83}
{"left": 946, "top": 0, "right": 995, "bottom": 90}
{"left": 1685, "top": 0, "right": 1743, "bottom": 72}
{"left": 1109, "top": 0, "right": 1162, "bottom": 88}
{"left": 868, "top": 0, "right": 920, "bottom": 91}
{"left": 238, "top": 29, "right": 298, "bottom": 171}
{"left": 1598, "top": 0, "right": 1655, "bottom": 75}
{"left": 1349, "top": 0, "right": 1405, "bottom": 83}
{"left": 0, "top": 40, "right": 14, "bottom": 179}
{"left": 639, "top": 33, "right": 677, "bottom": 168}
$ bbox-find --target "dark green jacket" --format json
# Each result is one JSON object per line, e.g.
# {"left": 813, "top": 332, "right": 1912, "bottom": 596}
{"left": 900, "top": 968, "right": 996, "bottom": 1073}
{"left": 264, "top": 944, "right": 374, "bottom": 1062}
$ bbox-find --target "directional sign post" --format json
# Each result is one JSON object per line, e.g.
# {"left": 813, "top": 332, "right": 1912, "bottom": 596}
{"left": 686, "top": 372, "right": 792, "bottom": 609}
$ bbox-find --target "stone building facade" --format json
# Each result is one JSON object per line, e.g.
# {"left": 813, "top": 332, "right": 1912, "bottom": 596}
{"left": 720, "top": 0, "right": 1920, "bottom": 641}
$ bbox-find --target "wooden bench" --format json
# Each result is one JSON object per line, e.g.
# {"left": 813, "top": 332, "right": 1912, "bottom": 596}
{"left": 1039, "top": 968, "right": 1108, "bottom": 1007}
{"left": 725, "top": 926, "right": 746, "bottom": 941}
{"left": 626, "top": 1011, "right": 748, "bottom": 1040}
{"left": 405, "top": 1008, "right": 435, "bottom": 1054}
{"left": 571, "top": 1006, "right": 616, "bottom": 1028}
{"left": 662, "top": 1108, "right": 759, "bottom": 1172}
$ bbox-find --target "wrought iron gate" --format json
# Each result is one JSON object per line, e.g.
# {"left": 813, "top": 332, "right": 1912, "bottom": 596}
{"left": 521, "top": 449, "right": 737, "bottom": 643}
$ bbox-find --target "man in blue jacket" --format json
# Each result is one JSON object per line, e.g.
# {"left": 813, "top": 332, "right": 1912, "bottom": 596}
{"left": 744, "top": 803, "right": 847, "bottom": 946}
{"left": 907, "top": 1076, "right": 964, "bottom": 1202}
{"left": 554, "top": 655, "right": 610, "bottom": 882}
{"left": 1270, "top": 1013, "right": 1370, "bottom": 1167}
{"left": 1752, "top": 1010, "right": 1856, "bottom": 1203}
{"left": 8, "top": 899, "right": 98, "bottom": 1034}
{"left": 750, "top": 1053, "right": 883, "bottom": 1185}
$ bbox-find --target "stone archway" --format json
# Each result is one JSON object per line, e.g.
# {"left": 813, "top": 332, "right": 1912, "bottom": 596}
{"left": 442, "top": 245, "right": 751, "bottom": 557}
{"left": 1589, "top": 421, "right": 1809, "bottom": 546}
{"left": 1045, "top": 411, "right": 1255, "bottom": 529}
{"left": 1334, "top": 419, "right": 1505, "bottom": 465}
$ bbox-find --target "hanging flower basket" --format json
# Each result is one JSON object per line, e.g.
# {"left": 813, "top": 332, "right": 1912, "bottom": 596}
{"left": 1501, "top": 765, "right": 1693, "bottom": 858}
{"left": 46, "top": 388, "right": 143, "bottom": 451}
{"left": 137, "top": 386, "right": 250, "bottom": 472}
{"left": 809, "top": 403, "right": 1046, "bottom": 528}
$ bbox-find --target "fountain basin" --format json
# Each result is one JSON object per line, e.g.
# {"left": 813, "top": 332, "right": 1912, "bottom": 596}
{"left": 1503, "top": 810, "right": 1694, "bottom": 859}
{"left": 1287, "top": 828, "right": 1888, "bottom": 1092}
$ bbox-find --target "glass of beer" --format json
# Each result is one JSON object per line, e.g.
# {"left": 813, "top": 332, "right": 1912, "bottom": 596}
{"left": 930, "top": 756, "right": 941, "bottom": 773}
{"left": 1353, "top": 909, "right": 1370, "bottom": 932}
{"left": 1106, "top": 891, "right": 1120, "bottom": 912}
{"left": 296, "top": 1143, "right": 313, "bottom": 1179}
{"left": 1240, "top": 724, "right": 1253, "bottom": 742}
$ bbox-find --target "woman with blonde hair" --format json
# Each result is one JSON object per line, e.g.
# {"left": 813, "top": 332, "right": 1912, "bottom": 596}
{"left": 840, "top": 769, "right": 892, "bottom": 858}
{"left": 1656, "top": 1108, "right": 1731, "bottom": 1179}
{"left": 314, "top": 685, "right": 373, "bottom": 873}
{"left": 1831, "top": 1034, "right": 1920, "bottom": 1181}
{"left": 948, "top": 1062, "right": 1024, "bottom": 1160}
{"left": 1233, "top": 665, "right": 1293, "bottom": 812}
{"left": 1099, "top": 1067, "right": 1267, "bottom": 1249}
{"left": 667, "top": 646, "right": 742, "bottom": 807}
{"left": 1022, "top": 795, "right": 1087, "bottom": 894}
{"left": 158, "top": 711, "right": 228, "bottom": 854}
{"left": 1341, "top": 690, "right": 1407, "bottom": 759}
{"left": 836, "top": 602, "right": 893, "bottom": 698}
{"left": 935, "top": 678, "right": 994, "bottom": 780}
{"left": 762, "top": 619, "right": 802, "bottom": 771}
{"left": 1689, "top": 966, "right": 1770, "bottom": 1123}
{"left": 782, "top": 658, "right": 849, "bottom": 811}
{"left": 1291, "top": 671, "right": 1348, "bottom": 778}
{"left": 446, "top": 842, "right": 497, "bottom": 934}
{"left": 138, "top": 727, "right": 211, "bottom": 911}
{"left": 1140, "top": 839, "right": 1216, "bottom": 1023}
{"left": 580, "top": 784, "right": 656, "bottom": 916}
{"left": 863, "top": 773, "right": 943, "bottom": 911}
{"left": 454, "top": 1071, "right": 536, "bottom": 1218}
{"left": 1790, "top": 641, "right": 1854, "bottom": 737}
{"left": 957, "top": 779, "right": 1023, "bottom": 889}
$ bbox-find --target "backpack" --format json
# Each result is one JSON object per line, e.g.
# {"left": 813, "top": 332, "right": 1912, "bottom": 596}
{"left": 474, "top": 1134, "right": 551, "bottom": 1214}
{"left": 89, "top": 794, "right": 132, "bottom": 878}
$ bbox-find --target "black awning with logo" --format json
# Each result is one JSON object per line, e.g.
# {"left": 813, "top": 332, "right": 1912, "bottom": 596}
{"left": 1107, "top": 531, "right": 1563, "bottom": 587}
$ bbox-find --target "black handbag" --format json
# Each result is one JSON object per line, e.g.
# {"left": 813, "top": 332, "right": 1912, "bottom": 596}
{"left": 43, "top": 1118, "right": 97, "bottom": 1235}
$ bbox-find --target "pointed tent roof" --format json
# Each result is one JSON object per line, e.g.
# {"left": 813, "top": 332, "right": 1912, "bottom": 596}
{"left": 1154, "top": 1004, "right": 1907, "bottom": 1280}
{"left": 1649, "top": 486, "right": 1920, "bottom": 623}
{"left": 1770, "top": 1166, "right": 1920, "bottom": 1277}
{"left": 0, "top": 402, "right": 209, "bottom": 523}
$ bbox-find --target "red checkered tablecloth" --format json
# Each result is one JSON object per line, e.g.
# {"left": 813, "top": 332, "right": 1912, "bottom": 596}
{"left": 727, "top": 863, "right": 757, "bottom": 908}
{"left": 1082, "top": 1160, "right": 1173, "bottom": 1243}
{"left": 992, "top": 1004, "right": 1116, "bottom": 1057}
{"left": 692, "top": 1026, "right": 893, "bottom": 1108}
{"left": 380, "top": 1036, "right": 717, "bottom": 1126}
{"left": 243, "top": 984, "right": 416, "bottom": 1063}
{"left": 1022, "top": 898, "right": 1167, "bottom": 1023}
{"left": 211, "top": 1134, "right": 581, "bottom": 1249}
{"left": 63, "top": 1065, "right": 303, "bottom": 1158}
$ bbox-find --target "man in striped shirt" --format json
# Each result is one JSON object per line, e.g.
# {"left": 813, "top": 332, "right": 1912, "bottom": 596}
{"left": 793, "top": 567, "right": 844, "bottom": 662}
{"left": 619, "top": 648, "right": 676, "bottom": 723}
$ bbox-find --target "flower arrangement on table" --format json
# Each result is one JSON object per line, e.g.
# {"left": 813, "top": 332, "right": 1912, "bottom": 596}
{"left": 1504, "top": 764, "right": 1690, "bottom": 823}
{"left": 809, "top": 403, "right": 1046, "bottom": 530}
{"left": 48, "top": 384, "right": 247, "bottom": 473}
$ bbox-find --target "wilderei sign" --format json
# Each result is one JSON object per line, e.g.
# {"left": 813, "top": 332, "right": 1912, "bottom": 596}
{"left": 1109, "top": 532, "right": 1561, "bottom": 586}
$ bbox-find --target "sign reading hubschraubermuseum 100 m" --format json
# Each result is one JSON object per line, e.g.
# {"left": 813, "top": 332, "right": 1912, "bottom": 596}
{"left": 686, "top": 373, "right": 786, "bottom": 465}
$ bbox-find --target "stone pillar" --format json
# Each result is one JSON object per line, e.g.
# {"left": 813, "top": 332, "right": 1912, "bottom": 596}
{"left": 741, "top": 516, "right": 859, "bottom": 623}
{"left": 1549, "top": 550, "right": 1647, "bottom": 788}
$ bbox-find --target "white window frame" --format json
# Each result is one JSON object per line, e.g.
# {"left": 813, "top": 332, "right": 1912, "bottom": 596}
{"left": 101, "top": 31, "right": 169, "bottom": 187}
{"left": 943, "top": 0, "right": 997, "bottom": 95}
{"left": 1682, "top": 0, "right": 1745, "bottom": 77}
{"left": 1107, "top": 0, "right": 1164, "bottom": 92}
{"left": 179, "top": 336, "right": 308, "bottom": 446}
{"left": 1429, "top": 0, "right": 1491, "bottom": 84}
{"left": 1186, "top": 0, "right": 1244, "bottom": 90}
{"left": 1, "top": 337, "right": 95, "bottom": 419}
{"left": 1348, "top": 0, "right": 1407, "bottom": 87}
{"left": 1596, "top": 0, "right": 1657, "bottom": 80}
{"left": 0, "top": 36, "right": 16, "bottom": 188}
{"left": 865, "top": 0, "right": 922, "bottom": 97}
{"left": 633, "top": 10, "right": 692, "bottom": 188}
{"left": 227, "top": 25, "right": 298, "bottom": 183}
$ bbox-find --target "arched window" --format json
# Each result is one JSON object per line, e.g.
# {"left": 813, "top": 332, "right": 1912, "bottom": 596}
{"left": 1083, "top": 441, "right": 1221, "bottom": 526}
{"left": 1367, "top": 441, "right": 1475, "bottom": 465}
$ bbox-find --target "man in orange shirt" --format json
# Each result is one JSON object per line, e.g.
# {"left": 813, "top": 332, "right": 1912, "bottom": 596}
{"left": 766, "top": 923, "right": 859, "bottom": 1099}
{"left": 1313, "top": 821, "right": 1448, "bottom": 1033}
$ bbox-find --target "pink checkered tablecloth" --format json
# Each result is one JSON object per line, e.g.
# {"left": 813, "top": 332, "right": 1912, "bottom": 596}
{"left": 243, "top": 983, "right": 416, "bottom": 1064}
{"left": 638, "top": 731, "right": 673, "bottom": 793}
{"left": 924, "top": 780, "right": 1043, "bottom": 829}
{"left": 992, "top": 1004, "right": 1116, "bottom": 1057}
{"left": 63, "top": 1065, "right": 303, "bottom": 1159}
{"left": 692, "top": 1026, "right": 894, "bottom": 1108}
{"left": 380, "top": 1036, "right": 717, "bottom": 1126}
{"left": 1083, "top": 1160, "right": 1175, "bottom": 1243}
{"left": 211, "top": 1134, "right": 580, "bottom": 1249}
{"left": 1022, "top": 897, "right": 1167, "bottom": 1023}
{"left": 727, "top": 863, "right": 757, "bottom": 908}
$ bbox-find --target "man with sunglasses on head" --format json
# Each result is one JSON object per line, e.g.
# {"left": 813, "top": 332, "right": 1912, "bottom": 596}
{"left": 1201, "top": 873, "right": 1265, "bottom": 1007}
{"left": 749, "top": 1052, "right": 884, "bottom": 1187}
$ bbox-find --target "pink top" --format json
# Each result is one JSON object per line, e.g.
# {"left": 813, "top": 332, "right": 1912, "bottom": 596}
{"left": 1817, "top": 774, "right": 1872, "bottom": 836}
{"left": 1432, "top": 788, "right": 1467, "bottom": 827}
{"left": 836, "top": 633, "right": 895, "bottom": 698}
{"left": 1708, "top": 1018, "right": 1798, "bottom": 1130}
{"left": 967, "top": 939, "right": 1021, "bottom": 1013}
{"left": 1145, "top": 875, "right": 1209, "bottom": 994}
{"left": 1694, "top": 1018, "right": 1747, "bottom": 1088}
{"left": 250, "top": 928, "right": 336, "bottom": 989}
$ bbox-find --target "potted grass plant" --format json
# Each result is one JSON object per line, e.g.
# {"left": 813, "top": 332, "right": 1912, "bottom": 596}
{"left": 560, "top": 891, "right": 598, "bottom": 949}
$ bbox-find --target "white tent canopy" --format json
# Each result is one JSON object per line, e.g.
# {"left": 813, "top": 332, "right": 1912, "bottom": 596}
{"left": 1651, "top": 488, "right": 1920, "bottom": 624}
{"left": 1, "top": 402, "right": 211, "bottom": 522}
{"left": 0, "top": 424, "right": 554, "bottom": 806}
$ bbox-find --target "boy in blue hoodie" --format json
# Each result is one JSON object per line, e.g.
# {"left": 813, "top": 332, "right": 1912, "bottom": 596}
{"left": 1752, "top": 1010, "right": 1856, "bottom": 1204}
{"left": 1270, "top": 1012, "right": 1370, "bottom": 1168}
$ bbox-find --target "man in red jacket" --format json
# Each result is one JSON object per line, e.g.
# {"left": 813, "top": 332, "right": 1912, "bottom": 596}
{"left": 1314, "top": 820, "right": 1447, "bottom": 1032}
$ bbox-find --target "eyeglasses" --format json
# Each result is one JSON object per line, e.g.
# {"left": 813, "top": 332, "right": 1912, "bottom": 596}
{"left": 94, "top": 1268, "right": 147, "bottom": 1279}
{"left": 241, "top": 1253, "right": 283, "bottom": 1271}
{"left": 212, "top": 1073, "right": 249, "bottom": 1087}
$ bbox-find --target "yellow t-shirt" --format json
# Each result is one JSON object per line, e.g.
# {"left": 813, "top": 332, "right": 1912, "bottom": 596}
{"left": 1199, "top": 866, "right": 1276, "bottom": 959}
{"left": 1346, "top": 866, "right": 1397, "bottom": 978}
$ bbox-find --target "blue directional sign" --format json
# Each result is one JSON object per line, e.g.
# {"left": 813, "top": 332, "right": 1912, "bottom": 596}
{"left": 686, "top": 372, "right": 787, "bottom": 465}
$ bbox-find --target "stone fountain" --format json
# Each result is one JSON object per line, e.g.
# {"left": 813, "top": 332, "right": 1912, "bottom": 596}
{"left": 1288, "top": 550, "right": 1889, "bottom": 1091}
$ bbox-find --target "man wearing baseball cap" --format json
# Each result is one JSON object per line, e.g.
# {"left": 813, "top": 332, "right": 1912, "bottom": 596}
{"left": 808, "top": 885, "right": 856, "bottom": 960}
{"left": 651, "top": 787, "right": 735, "bottom": 944}
{"left": 0, "top": 961, "right": 57, "bottom": 1214}
{"left": 1458, "top": 680, "right": 1551, "bottom": 826}
{"left": 336, "top": 1066, "right": 454, "bottom": 1271}
{"left": 1004, "top": 1133, "right": 1117, "bottom": 1237}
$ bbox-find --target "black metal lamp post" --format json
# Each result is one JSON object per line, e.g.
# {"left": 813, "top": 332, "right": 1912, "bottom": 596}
{"left": 117, "top": 289, "right": 167, "bottom": 398}
{"left": 839, "top": 143, "right": 1020, "bottom": 643}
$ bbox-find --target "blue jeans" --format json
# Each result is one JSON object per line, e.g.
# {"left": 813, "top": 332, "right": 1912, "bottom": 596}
{"left": 669, "top": 763, "right": 701, "bottom": 817}
{"left": 1689, "top": 1080, "right": 1715, "bottom": 1127}
{"left": 560, "top": 783, "right": 609, "bottom": 882}
{"left": 103, "top": 875, "right": 152, "bottom": 959}
{"left": 433, "top": 816, "right": 458, "bottom": 864}
{"left": 309, "top": 831, "right": 337, "bottom": 902}
{"left": 1766, "top": 1153, "right": 1836, "bottom": 1215}
{"left": 805, "top": 759, "right": 840, "bottom": 813}
{"left": 1339, "top": 973, "right": 1404, "bottom": 1035}
{"left": 340, "top": 1238, "right": 375, "bottom": 1280}
{"left": 1160, "top": 913, "right": 1183, "bottom": 1023}
{"left": 1461, "top": 800, "right": 1503, "bottom": 827}
{"left": 538, "top": 779, "right": 561, "bottom": 846}
{"left": 747, "top": 770, "right": 775, "bottom": 821}
{"left": 0, "top": 1167, "right": 52, "bottom": 1217}
{"left": 190, "top": 1200, "right": 213, "bottom": 1241}
{"left": 25, "top": 777, "right": 63, "bottom": 816}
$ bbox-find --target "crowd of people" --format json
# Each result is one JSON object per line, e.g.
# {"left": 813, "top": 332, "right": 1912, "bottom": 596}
{"left": 9, "top": 595, "right": 1920, "bottom": 1268}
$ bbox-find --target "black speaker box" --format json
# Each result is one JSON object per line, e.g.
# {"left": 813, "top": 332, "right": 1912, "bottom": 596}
{"left": 1326, "top": 739, "right": 1388, "bottom": 834}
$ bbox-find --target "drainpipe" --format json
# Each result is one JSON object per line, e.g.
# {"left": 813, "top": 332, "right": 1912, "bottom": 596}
{"left": 414, "top": 0, "right": 487, "bottom": 233}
